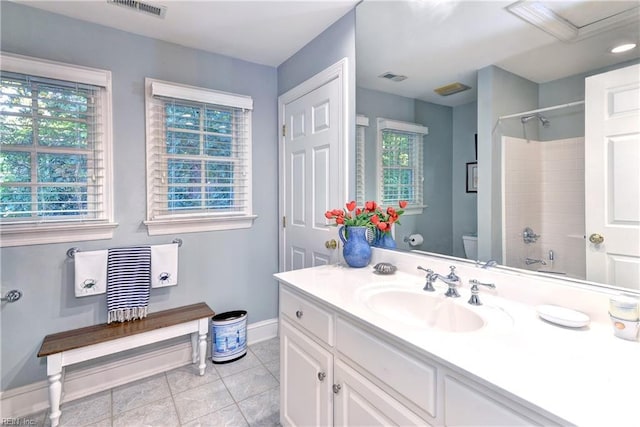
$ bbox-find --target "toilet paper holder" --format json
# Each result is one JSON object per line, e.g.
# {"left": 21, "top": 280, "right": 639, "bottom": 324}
{"left": 403, "top": 234, "right": 424, "bottom": 246}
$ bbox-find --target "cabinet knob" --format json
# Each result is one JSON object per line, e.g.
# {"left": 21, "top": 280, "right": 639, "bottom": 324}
{"left": 332, "top": 384, "right": 341, "bottom": 394}
{"left": 295, "top": 310, "right": 303, "bottom": 319}
{"left": 317, "top": 372, "right": 326, "bottom": 381}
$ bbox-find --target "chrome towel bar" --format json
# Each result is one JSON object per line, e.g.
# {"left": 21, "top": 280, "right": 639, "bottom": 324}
{"left": 67, "top": 238, "right": 183, "bottom": 259}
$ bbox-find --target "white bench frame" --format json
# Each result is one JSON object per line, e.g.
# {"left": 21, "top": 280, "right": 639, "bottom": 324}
{"left": 44, "top": 317, "right": 209, "bottom": 427}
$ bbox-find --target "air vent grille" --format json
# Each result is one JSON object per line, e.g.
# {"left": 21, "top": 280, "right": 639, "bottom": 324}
{"left": 378, "top": 72, "right": 407, "bottom": 82}
{"left": 107, "top": 0, "right": 167, "bottom": 18}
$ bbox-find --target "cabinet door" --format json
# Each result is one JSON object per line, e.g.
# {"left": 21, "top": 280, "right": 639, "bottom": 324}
{"left": 281, "top": 319, "right": 333, "bottom": 427}
{"left": 444, "top": 375, "right": 551, "bottom": 426}
{"left": 334, "top": 359, "right": 429, "bottom": 426}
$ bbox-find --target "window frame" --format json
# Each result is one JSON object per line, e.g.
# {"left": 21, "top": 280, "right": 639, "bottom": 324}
{"left": 355, "top": 114, "right": 369, "bottom": 206}
{"left": 376, "top": 118, "right": 428, "bottom": 215}
{"left": 144, "top": 78, "right": 256, "bottom": 235}
{"left": 0, "top": 52, "right": 116, "bottom": 247}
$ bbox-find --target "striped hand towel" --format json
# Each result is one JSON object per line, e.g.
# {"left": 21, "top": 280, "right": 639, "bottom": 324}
{"left": 106, "top": 246, "right": 151, "bottom": 323}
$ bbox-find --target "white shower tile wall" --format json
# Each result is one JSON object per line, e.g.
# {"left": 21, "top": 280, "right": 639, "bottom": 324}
{"left": 22, "top": 338, "right": 280, "bottom": 427}
{"left": 503, "top": 136, "right": 585, "bottom": 279}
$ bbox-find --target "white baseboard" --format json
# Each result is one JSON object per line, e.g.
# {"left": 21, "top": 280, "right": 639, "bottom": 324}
{"left": 0, "top": 318, "right": 278, "bottom": 419}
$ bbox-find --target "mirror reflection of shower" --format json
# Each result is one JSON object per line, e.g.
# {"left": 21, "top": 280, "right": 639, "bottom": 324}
{"left": 499, "top": 101, "right": 586, "bottom": 280}
{"left": 521, "top": 113, "right": 550, "bottom": 140}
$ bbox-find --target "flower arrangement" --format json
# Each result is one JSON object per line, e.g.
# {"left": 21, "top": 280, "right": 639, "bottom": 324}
{"left": 324, "top": 200, "right": 407, "bottom": 233}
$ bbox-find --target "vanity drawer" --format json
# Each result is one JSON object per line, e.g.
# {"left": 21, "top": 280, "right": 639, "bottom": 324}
{"left": 336, "top": 317, "right": 437, "bottom": 419}
{"left": 280, "top": 286, "right": 334, "bottom": 346}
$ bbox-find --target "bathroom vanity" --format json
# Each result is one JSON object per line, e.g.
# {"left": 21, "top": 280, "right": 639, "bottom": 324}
{"left": 274, "top": 249, "right": 639, "bottom": 426}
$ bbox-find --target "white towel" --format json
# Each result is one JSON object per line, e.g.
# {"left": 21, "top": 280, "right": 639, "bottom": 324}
{"left": 151, "top": 243, "right": 178, "bottom": 288}
{"left": 74, "top": 250, "right": 108, "bottom": 297}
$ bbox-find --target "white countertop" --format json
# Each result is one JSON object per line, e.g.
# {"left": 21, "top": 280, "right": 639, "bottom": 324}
{"left": 274, "top": 261, "right": 640, "bottom": 427}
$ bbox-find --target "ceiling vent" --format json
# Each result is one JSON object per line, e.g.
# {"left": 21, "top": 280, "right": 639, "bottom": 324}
{"left": 107, "top": 0, "right": 167, "bottom": 19}
{"left": 434, "top": 82, "right": 471, "bottom": 97}
{"left": 378, "top": 72, "right": 408, "bottom": 82}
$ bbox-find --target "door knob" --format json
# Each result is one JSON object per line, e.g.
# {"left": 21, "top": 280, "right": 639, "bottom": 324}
{"left": 589, "top": 233, "right": 604, "bottom": 244}
{"left": 325, "top": 239, "right": 337, "bottom": 249}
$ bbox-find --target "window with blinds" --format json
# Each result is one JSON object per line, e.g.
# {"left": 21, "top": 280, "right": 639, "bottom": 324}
{"left": 355, "top": 115, "right": 369, "bottom": 206}
{"left": 0, "top": 53, "right": 115, "bottom": 247}
{"left": 376, "top": 118, "right": 428, "bottom": 214}
{"left": 0, "top": 73, "right": 103, "bottom": 221}
{"left": 144, "top": 78, "right": 255, "bottom": 235}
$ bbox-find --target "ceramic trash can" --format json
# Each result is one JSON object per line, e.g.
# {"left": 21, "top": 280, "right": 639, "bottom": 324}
{"left": 211, "top": 310, "right": 247, "bottom": 363}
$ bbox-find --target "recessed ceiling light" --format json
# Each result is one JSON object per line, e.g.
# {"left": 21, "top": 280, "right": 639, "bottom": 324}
{"left": 611, "top": 43, "right": 637, "bottom": 54}
{"left": 434, "top": 82, "right": 471, "bottom": 97}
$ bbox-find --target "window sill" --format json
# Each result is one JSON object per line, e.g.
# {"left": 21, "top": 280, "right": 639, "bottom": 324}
{"left": 1, "top": 222, "right": 118, "bottom": 247}
{"left": 144, "top": 215, "right": 258, "bottom": 236}
{"left": 403, "top": 206, "right": 426, "bottom": 215}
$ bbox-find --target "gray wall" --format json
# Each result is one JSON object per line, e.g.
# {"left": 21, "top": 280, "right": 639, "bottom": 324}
{"left": 477, "top": 65, "right": 538, "bottom": 262}
{"left": 0, "top": 2, "right": 281, "bottom": 391}
{"left": 452, "top": 101, "right": 478, "bottom": 258}
{"left": 355, "top": 87, "right": 455, "bottom": 255}
{"left": 415, "top": 100, "right": 453, "bottom": 255}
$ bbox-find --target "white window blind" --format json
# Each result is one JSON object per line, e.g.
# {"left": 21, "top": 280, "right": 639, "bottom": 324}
{"left": 0, "top": 73, "right": 105, "bottom": 222}
{"left": 376, "top": 118, "right": 428, "bottom": 213}
{"left": 145, "top": 78, "right": 255, "bottom": 234}
{"left": 0, "top": 53, "right": 115, "bottom": 247}
{"left": 355, "top": 115, "right": 369, "bottom": 206}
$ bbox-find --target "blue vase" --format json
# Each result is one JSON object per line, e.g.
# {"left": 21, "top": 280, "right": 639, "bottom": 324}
{"left": 338, "top": 226, "right": 372, "bottom": 268}
{"left": 374, "top": 230, "right": 397, "bottom": 249}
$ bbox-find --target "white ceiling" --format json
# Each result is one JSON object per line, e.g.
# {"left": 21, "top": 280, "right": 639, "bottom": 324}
{"left": 13, "top": 0, "right": 359, "bottom": 67}
{"left": 356, "top": 0, "right": 640, "bottom": 106}
{"left": 12, "top": 0, "right": 640, "bottom": 107}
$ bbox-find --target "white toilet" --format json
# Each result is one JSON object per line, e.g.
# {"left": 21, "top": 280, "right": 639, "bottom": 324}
{"left": 462, "top": 234, "right": 478, "bottom": 260}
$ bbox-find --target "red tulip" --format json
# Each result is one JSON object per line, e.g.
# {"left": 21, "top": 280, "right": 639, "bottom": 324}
{"left": 346, "top": 201, "right": 357, "bottom": 212}
{"left": 399, "top": 200, "right": 408, "bottom": 209}
{"left": 324, "top": 211, "right": 333, "bottom": 219}
{"left": 365, "top": 201, "right": 377, "bottom": 211}
{"left": 387, "top": 207, "right": 396, "bottom": 216}
{"left": 377, "top": 222, "right": 388, "bottom": 231}
{"left": 370, "top": 215, "right": 380, "bottom": 224}
{"left": 355, "top": 208, "right": 362, "bottom": 215}
{"left": 336, "top": 217, "right": 344, "bottom": 224}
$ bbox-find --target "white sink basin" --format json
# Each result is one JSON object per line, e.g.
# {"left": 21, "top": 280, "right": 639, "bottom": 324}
{"left": 359, "top": 284, "right": 512, "bottom": 333}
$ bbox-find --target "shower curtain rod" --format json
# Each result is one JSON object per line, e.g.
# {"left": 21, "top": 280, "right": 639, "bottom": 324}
{"left": 498, "top": 100, "right": 585, "bottom": 121}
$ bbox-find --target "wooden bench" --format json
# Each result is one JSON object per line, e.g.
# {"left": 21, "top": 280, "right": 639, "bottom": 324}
{"left": 37, "top": 302, "right": 215, "bottom": 427}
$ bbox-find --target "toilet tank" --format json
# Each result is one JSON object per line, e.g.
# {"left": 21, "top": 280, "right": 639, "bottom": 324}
{"left": 462, "top": 235, "right": 478, "bottom": 260}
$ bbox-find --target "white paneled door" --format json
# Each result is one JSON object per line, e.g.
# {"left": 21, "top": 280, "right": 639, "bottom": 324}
{"left": 279, "top": 60, "right": 347, "bottom": 271}
{"left": 585, "top": 64, "right": 640, "bottom": 290}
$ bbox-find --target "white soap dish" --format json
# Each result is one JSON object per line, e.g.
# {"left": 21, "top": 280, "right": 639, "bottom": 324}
{"left": 536, "top": 304, "right": 590, "bottom": 328}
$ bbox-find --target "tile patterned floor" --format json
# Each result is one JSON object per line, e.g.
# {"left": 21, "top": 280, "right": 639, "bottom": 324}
{"left": 23, "top": 338, "right": 280, "bottom": 427}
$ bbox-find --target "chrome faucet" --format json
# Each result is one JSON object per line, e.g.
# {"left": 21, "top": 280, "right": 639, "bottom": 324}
{"left": 433, "top": 266, "right": 461, "bottom": 297}
{"left": 476, "top": 259, "right": 498, "bottom": 269}
{"left": 525, "top": 257, "right": 547, "bottom": 266}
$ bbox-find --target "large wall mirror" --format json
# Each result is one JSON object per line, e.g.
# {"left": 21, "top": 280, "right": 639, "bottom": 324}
{"left": 355, "top": 0, "right": 640, "bottom": 293}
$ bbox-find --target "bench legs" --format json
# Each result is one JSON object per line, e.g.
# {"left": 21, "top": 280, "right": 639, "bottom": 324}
{"left": 47, "top": 354, "right": 63, "bottom": 427}
{"left": 192, "top": 319, "right": 208, "bottom": 375}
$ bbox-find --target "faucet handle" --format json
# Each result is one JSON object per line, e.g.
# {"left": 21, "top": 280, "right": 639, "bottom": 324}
{"left": 468, "top": 279, "right": 496, "bottom": 306}
{"left": 417, "top": 266, "right": 435, "bottom": 292}
{"left": 447, "top": 265, "right": 459, "bottom": 281}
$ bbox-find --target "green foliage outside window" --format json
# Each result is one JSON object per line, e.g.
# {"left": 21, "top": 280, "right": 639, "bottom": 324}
{"left": 164, "top": 102, "right": 235, "bottom": 212}
{"left": 381, "top": 130, "right": 416, "bottom": 205}
{"left": 0, "top": 75, "right": 95, "bottom": 220}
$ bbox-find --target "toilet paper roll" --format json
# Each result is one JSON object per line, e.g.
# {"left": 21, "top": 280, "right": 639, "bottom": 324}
{"left": 408, "top": 234, "right": 424, "bottom": 246}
